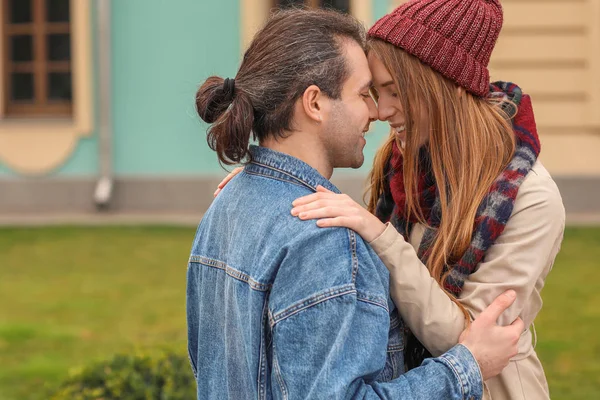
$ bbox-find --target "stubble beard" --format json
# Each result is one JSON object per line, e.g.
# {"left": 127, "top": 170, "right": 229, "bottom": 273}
{"left": 327, "top": 105, "right": 365, "bottom": 170}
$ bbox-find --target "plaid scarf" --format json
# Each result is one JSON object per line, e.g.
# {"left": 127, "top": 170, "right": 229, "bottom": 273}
{"left": 374, "top": 82, "right": 541, "bottom": 367}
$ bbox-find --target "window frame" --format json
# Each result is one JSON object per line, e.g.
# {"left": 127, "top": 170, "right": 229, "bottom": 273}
{"left": 242, "top": 0, "right": 371, "bottom": 51}
{"left": 271, "top": 0, "right": 351, "bottom": 12}
{"left": 272, "top": 0, "right": 320, "bottom": 8}
{"left": 0, "top": 0, "right": 93, "bottom": 176}
{"left": 2, "top": 0, "right": 73, "bottom": 118}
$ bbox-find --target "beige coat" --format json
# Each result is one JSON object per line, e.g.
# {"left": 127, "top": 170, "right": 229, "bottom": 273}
{"left": 368, "top": 160, "right": 565, "bottom": 400}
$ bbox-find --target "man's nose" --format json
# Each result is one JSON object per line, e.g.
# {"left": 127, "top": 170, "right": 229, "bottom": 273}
{"left": 367, "top": 98, "right": 378, "bottom": 122}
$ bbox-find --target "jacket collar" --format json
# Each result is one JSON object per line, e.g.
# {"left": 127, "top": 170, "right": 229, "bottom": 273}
{"left": 245, "top": 145, "right": 341, "bottom": 194}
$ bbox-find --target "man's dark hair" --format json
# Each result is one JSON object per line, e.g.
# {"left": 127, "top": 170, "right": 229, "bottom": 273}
{"left": 196, "top": 8, "right": 366, "bottom": 166}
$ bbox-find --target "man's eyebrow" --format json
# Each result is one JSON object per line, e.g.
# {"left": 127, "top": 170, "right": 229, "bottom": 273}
{"left": 359, "top": 80, "right": 374, "bottom": 92}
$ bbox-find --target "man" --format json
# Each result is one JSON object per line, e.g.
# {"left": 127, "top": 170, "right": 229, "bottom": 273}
{"left": 188, "top": 8, "right": 523, "bottom": 399}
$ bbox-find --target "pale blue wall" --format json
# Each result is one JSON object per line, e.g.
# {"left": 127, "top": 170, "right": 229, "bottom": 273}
{"left": 110, "top": 0, "right": 240, "bottom": 176}
{"left": 0, "top": 0, "right": 396, "bottom": 178}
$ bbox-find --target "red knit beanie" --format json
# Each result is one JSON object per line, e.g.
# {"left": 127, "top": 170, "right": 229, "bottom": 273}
{"left": 368, "top": 0, "right": 503, "bottom": 97}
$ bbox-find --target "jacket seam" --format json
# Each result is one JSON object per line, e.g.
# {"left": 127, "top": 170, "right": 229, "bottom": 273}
{"left": 249, "top": 161, "right": 316, "bottom": 191}
{"left": 189, "top": 256, "right": 271, "bottom": 292}
{"left": 244, "top": 168, "right": 306, "bottom": 189}
{"left": 272, "top": 339, "right": 289, "bottom": 400}
{"left": 270, "top": 286, "right": 389, "bottom": 327}
{"left": 356, "top": 292, "right": 389, "bottom": 311}
{"left": 515, "top": 360, "right": 527, "bottom": 399}
{"left": 257, "top": 298, "right": 269, "bottom": 400}
{"left": 270, "top": 285, "right": 356, "bottom": 326}
{"left": 349, "top": 230, "right": 359, "bottom": 284}
{"left": 439, "top": 350, "right": 467, "bottom": 399}
{"left": 390, "top": 314, "right": 401, "bottom": 329}
{"left": 387, "top": 343, "right": 404, "bottom": 352}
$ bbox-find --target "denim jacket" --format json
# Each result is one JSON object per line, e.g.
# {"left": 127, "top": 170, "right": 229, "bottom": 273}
{"left": 187, "top": 145, "right": 483, "bottom": 399}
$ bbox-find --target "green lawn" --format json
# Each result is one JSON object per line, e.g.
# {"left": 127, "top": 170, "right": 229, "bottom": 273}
{"left": 0, "top": 226, "right": 599, "bottom": 399}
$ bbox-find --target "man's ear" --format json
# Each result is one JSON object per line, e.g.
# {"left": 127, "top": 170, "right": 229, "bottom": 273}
{"left": 302, "top": 85, "right": 324, "bottom": 123}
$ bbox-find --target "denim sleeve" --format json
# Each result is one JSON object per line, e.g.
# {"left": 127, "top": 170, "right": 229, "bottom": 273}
{"left": 270, "top": 292, "right": 482, "bottom": 400}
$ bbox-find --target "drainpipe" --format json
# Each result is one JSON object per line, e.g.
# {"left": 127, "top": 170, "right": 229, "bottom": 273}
{"left": 94, "top": 0, "right": 114, "bottom": 208}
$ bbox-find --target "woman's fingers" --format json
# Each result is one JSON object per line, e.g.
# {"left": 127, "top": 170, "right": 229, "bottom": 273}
{"left": 316, "top": 216, "right": 354, "bottom": 228}
{"left": 292, "top": 198, "right": 357, "bottom": 216}
{"left": 295, "top": 206, "right": 354, "bottom": 221}
{"left": 214, "top": 167, "right": 243, "bottom": 197}
{"left": 293, "top": 189, "right": 386, "bottom": 242}
{"left": 219, "top": 167, "right": 243, "bottom": 188}
{"left": 292, "top": 192, "right": 342, "bottom": 207}
{"left": 316, "top": 185, "right": 334, "bottom": 194}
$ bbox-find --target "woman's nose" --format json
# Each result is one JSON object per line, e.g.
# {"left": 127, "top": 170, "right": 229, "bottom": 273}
{"left": 377, "top": 103, "right": 394, "bottom": 122}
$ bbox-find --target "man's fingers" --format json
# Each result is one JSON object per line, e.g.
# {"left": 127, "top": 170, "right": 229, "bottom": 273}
{"left": 510, "top": 317, "right": 525, "bottom": 334}
{"left": 479, "top": 290, "right": 517, "bottom": 324}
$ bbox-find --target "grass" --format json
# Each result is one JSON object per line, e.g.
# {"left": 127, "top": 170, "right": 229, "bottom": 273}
{"left": 0, "top": 227, "right": 193, "bottom": 400}
{"left": 533, "top": 227, "right": 600, "bottom": 398}
{"left": 0, "top": 226, "right": 599, "bottom": 399}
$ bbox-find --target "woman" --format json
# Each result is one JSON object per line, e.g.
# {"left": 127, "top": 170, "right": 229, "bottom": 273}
{"left": 216, "top": 0, "right": 564, "bottom": 398}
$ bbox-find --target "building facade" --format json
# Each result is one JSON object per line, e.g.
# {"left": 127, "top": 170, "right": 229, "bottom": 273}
{"left": 0, "top": 0, "right": 598, "bottom": 219}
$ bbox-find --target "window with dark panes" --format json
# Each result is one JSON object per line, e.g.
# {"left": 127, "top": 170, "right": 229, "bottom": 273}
{"left": 321, "top": 0, "right": 350, "bottom": 13}
{"left": 274, "top": 0, "right": 350, "bottom": 13}
{"left": 2, "top": 0, "right": 72, "bottom": 117}
{"left": 276, "top": 0, "right": 308, "bottom": 8}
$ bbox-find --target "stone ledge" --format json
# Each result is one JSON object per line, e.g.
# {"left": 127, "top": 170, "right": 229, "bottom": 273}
{"left": 0, "top": 176, "right": 597, "bottom": 224}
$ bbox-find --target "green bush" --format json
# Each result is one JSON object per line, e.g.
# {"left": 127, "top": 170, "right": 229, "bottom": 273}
{"left": 50, "top": 351, "right": 196, "bottom": 400}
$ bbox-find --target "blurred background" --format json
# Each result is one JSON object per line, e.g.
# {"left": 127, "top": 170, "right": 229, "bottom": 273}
{"left": 0, "top": 0, "right": 598, "bottom": 399}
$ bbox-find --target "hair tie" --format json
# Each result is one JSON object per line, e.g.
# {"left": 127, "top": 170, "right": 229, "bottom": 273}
{"left": 222, "top": 78, "right": 235, "bottom": 102}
